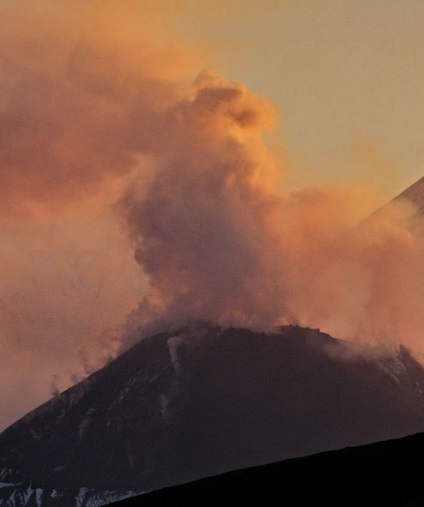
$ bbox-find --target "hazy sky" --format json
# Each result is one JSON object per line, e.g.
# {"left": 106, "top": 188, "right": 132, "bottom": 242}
{"left": 174, "top": 0, "right": 424, "bottom": 198}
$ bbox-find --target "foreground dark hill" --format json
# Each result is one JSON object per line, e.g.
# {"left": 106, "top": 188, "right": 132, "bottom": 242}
{"left": 113, "top": 429, "right": 424, "bottom": 507}
{"left": 2, "top": 324, "right": 424, "bottom": 504}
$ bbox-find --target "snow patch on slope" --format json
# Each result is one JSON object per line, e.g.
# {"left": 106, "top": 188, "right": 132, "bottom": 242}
{"left": 0, "top": 482, "right": 139, "bottom": 506}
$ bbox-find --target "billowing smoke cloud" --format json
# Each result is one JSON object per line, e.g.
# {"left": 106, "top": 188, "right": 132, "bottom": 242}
{"left": 121, "top": 84, "right": 424, "bottom": 358}
{"left": 120, "top": 69, "right": 289, "bottom": 334}
{"left": 117, "top": 66, "right": 424, "bottom": 357}
{"left": 2, "top": 0, "right": 424, "bottom": 430}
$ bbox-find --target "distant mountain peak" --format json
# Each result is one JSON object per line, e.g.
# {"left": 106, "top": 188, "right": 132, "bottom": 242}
{"left": 394, "top": 175, "right": 424, "bottom": 215}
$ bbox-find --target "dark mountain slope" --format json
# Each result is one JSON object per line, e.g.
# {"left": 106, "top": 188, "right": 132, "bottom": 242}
{"left": 2, "top": 324, "right": 424, "bottom": 504}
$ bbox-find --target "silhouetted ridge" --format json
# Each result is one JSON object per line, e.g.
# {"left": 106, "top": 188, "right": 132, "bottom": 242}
{"left": 112, "top": 429, "right": 424, "bottom": 507}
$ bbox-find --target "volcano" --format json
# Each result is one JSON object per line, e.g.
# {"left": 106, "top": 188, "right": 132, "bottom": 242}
{"left": 2, "top": 324, "right": 424, "bottom": 505}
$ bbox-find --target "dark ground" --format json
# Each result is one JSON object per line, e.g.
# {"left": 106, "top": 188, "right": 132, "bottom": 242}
{"left": 113, "top": 430, "right": 424, "bottom": 507}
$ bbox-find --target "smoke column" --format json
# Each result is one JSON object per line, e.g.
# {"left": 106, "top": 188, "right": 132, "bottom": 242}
{"left": 1, "top": 0, "right": 424, "bottom": 429}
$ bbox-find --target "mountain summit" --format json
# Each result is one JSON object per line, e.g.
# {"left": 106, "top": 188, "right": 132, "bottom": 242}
{"left": 394, "top": 175, "right": 424, "bottom": 215}
{"left": 2, "top": 324, "right": 424, "bottom": 505}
